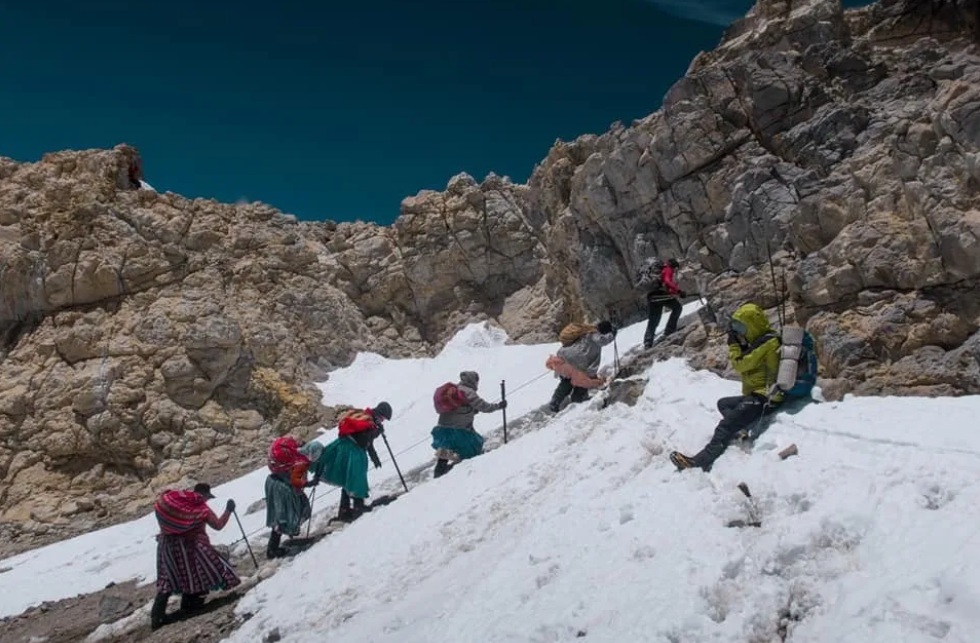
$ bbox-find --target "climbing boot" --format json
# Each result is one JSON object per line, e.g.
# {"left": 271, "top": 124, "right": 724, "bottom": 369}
{"left": 150, "top": 593, "right": 170, "bottom": 630}
{"left": 352, "top": 497, "right": 372, "bottom": 518}
{"left": 266, "top": 530, "right": 286, "bottom": 559}
{"left": 669, "top": 451, "right": 698, "bottom": 471}
{"left": 180, "top": 592, "right": 206, "bottom": 613}
{"left": 433, "top": 459, "right": 453, "bottom": 478}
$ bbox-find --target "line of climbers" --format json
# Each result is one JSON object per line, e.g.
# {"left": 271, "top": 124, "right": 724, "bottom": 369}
{"left": 147, "top": 256, "right": 817, "bottom": 630}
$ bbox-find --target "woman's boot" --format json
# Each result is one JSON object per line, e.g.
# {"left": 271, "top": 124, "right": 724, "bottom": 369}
{"left": 266, "top": 530, "right": 285, "bottom": 559}
{"left": 351, "top": 496, "right": 372, "bottom": 520}
{"left": 150, "top": 593, "right": 170, "bottom": 630}
{"left": 433, "top": 458, "right": 453, "bottom": 478}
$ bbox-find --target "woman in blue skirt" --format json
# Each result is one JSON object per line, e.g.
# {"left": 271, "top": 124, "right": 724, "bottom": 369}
{"left": 431, "top": 371, "right": 506, "bottom": 478}
{"left": 312, "top": 402, "right": 392, "bottom": 522}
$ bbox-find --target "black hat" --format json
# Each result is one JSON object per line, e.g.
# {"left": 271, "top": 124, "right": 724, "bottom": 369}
{"left": 193, "top": 483, "right": 216, "bottom": 499}
{"left": 668, "top": 258, "right": 680, "bottom": 269}
{"left": 373, "top": 401, "right": 393, "bottom": 421}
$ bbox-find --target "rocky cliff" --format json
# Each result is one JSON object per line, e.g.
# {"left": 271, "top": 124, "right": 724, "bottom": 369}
{"left": 525, "top": 0, "right": 980, "bottom": 400}
{"left": 1, "top": 0, "right": 978, "bottom": 555}
{"left": 0, "top": 150, "right": 538, "bottom": 555}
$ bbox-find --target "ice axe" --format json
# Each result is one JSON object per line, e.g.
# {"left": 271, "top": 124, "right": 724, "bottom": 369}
{"left": 726, "top": 482, "right": 762, "bottom": 528}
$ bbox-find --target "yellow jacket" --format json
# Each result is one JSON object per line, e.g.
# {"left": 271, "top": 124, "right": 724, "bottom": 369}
{"left": 728, "top": 303, "right": 782, "bottom": 402}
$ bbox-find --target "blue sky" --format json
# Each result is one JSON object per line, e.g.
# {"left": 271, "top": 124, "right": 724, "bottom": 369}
{"left": 0, "top": 1, "right": 864, "bottom": 224}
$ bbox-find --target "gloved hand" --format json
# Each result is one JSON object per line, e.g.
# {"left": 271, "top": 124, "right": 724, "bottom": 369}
{"left": 727, "top": 330, "right": 743, "bottom": 347}
{"left": 678, "top": 290, "right": 687, "bottom": 298}
{"left": 225, "top": 499, "right": 236, "bottom": 513}
{"left": 370, "top": 453, "right": 382, "bottom": 469}
{"left": 304, "top": 479, "right": 319, "bottom": 488}
{"left": 597, "top": 320, "right": 615, "bottom": 335}
{"left": 497, "top": 400, "right": 508, "bottom": 410}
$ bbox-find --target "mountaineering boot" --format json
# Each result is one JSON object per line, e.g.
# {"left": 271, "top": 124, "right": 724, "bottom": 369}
{"left": 266, "top": 530, "right": 286, "bottom": 559}
{"left": 669, "top": 451, "right": 698, "bottom": 471}
{"left": 433, "top": 458, "right": 453, "bottom": 478}
{"left": 180, "top": 592, "right": 206, "bottom": 613}
{"left": 150, "top": 593, "right": 170, "bottom": 630}
{"left": 337, "top": 490, "right": 354, "bottom": 522}
{"left": 352, "top": 497, "right": 372, "bottom": 519}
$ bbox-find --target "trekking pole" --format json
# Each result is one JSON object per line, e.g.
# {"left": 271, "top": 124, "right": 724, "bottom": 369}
{"left": 306, "top": 486, "right": 317, "bottom": 538}
{"left": 232, "top": 509, "right": 259, "bottom": 569}
{"left": 381, "top": 432, "right": 409, "bottom": 493}
{"left": 613, "top": 338, "right": 620, "bottom": 378}
{"left": 500, "top": 380, "right": 508, "bottom": 444}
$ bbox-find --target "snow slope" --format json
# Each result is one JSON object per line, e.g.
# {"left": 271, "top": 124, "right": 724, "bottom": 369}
{"left": 4, "top": 305, "right": 980, "bottom": 643}
{"left": 0, "top": 310, "right": 642, "bottom": 619}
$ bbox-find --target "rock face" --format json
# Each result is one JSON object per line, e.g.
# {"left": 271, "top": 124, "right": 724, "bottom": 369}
{"left": 0, "top": 149, "right": 536, "bottom": 556}
{"left": 2, "top": 0, "right": 979, "bottom": 554}
{"left": 523, "top": 0, "right": 980, "bottom": 400}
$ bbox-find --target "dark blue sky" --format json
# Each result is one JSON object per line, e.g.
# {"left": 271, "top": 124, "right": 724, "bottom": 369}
{"left": 0, "top": 1, "right": 864, "bottom": 224}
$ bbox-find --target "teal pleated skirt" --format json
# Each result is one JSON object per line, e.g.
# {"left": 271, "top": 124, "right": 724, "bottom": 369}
{"left": 264, "top": 474, "right": 311, "bottom": 536}
{"left": 431, "top": 426, "right": 485, "bottom": 460}
{"left": 311, "top": 437, "right": 370, "bottom": 498}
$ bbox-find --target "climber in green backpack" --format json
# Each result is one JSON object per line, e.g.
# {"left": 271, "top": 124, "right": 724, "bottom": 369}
{"left": 670, "top": 302, "right": 818, "bottom": 471}
{"left": 670, "top": 302, "right": 782, "bottom": 472}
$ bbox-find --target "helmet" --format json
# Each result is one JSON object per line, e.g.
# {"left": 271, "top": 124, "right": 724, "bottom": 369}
{"left": 373, "top": 401, "right": 393, "bottom": 421}
{"left": 667, "top": 258, "right": 680, "bottom": 269}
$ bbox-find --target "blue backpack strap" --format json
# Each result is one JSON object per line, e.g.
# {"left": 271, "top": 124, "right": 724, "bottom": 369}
{"left": 786, "top": 331, "right": 817, "bottom": 398}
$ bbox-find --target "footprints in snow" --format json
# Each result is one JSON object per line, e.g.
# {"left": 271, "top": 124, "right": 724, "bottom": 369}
{"left": 918, "top": 481, "right": 956, "bottom": 511}
{"left": 690, "top": 518, "right": 866, "bottom": 640}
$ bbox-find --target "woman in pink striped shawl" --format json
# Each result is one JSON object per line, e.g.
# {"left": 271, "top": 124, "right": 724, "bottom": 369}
{"left": 150, "top": 482, "right": 241, "bottom": 630}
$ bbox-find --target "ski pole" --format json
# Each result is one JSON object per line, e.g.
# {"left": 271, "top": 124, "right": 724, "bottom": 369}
{"left": 500, "top": 380, "right": 508, "bottom": 444}
{"left": 306, "top": 486, "right": 317, "bottom": 538}
{"left": 381, "top": 432, "right": 408, "bottom": 493}
{"left": 232, "top": 509, "right": 259, "bottom": 569}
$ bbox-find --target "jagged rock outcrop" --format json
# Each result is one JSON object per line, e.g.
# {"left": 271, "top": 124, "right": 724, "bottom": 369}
{"left": 523, "top": 0, "right": 980, "bottom": 400}
{"left": 318, "top": 172, "right": 557, "bottom": 344}
{"left": 2, "top": 0, "right": 979, "bottom": 554}
{"left": 0, "top": 150, "right": 537, "bottom": 556}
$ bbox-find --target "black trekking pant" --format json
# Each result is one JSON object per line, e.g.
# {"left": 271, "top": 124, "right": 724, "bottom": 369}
{"left": 644, "top": 294, "right": 683, "bottom": 346}
{"left": 691, "top": 395, "right": 776, "bottom": 470}
{"left": 550, "top": 377, "right": 588, "bottom": 410}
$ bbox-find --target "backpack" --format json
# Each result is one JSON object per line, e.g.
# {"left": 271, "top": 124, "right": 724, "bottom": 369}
{"left": 636, "top": 258, "right": 664, "bottom": 290}
{"left": 268, "top": 436, "right": 302, "bottom": 474}
{"left": 558, "top": 322, "right": 597, "bottom": 347}
{"left": 433, "top": 382, "right": 468, "bottom": 414}
{"left": 775, "top": 327, "right": 818, "bottom": 399}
